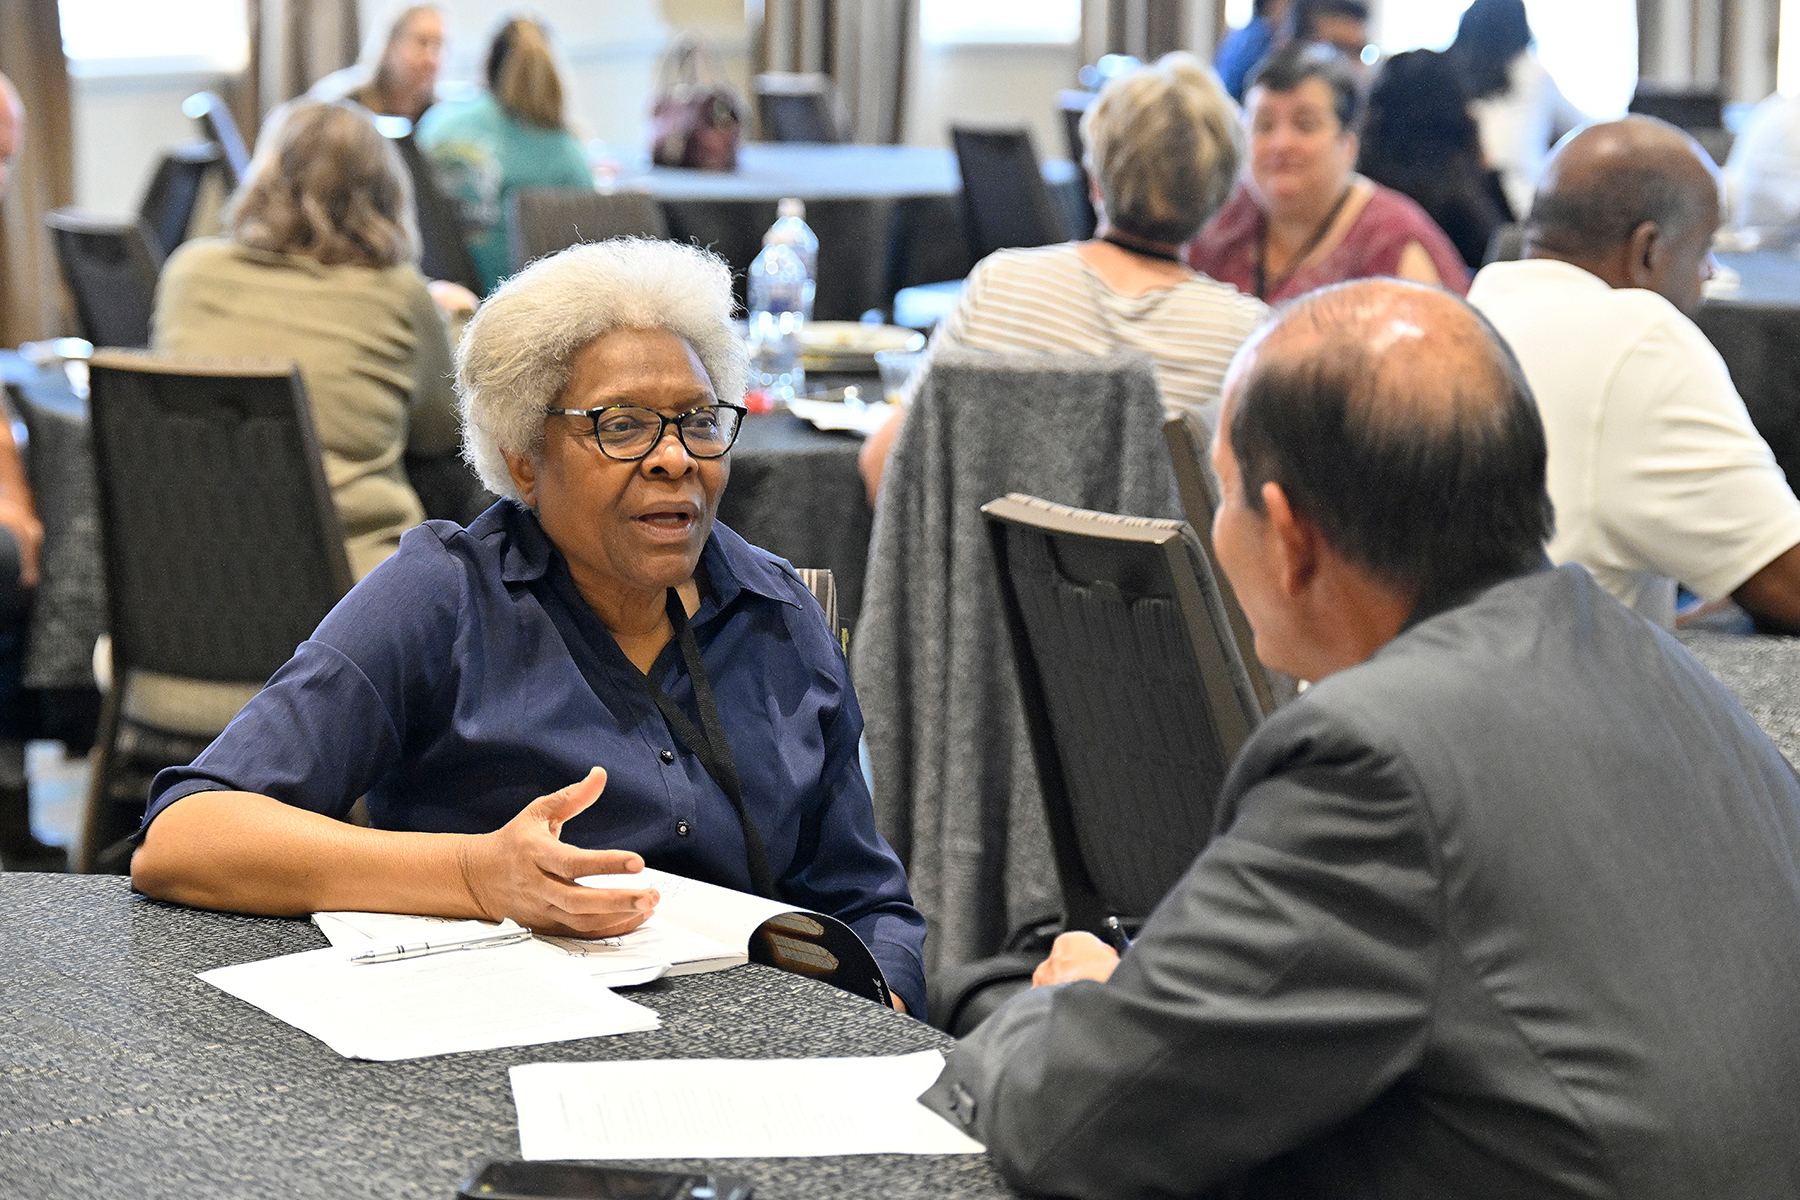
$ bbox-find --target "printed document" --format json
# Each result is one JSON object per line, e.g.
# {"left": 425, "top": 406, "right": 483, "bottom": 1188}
{"left": 509, "top": 1050, "right": 986, "bottom": 1159}
{"left": 198, "top": 935, "right": 660, "bottom": 1061}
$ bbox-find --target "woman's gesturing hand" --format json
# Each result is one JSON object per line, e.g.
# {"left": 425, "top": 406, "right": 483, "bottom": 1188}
{"left": 455, "top": 767, "right": 660, "bottom": 937}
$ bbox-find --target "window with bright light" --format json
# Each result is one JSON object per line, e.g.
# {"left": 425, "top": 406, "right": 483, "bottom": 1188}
{"left": 60, "top": 0, "right": 249, "bottom": 73}
{"left": 1373, "top": 0, "right": 1636, "bottom": 118}
{"left": 920, "top": 0, "right": 1083, "bottom": 44}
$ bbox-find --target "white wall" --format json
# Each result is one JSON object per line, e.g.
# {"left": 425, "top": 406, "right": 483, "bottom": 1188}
{"left": 904, "top": 41, "right": 1082, "bottom": 158}
{"left": 70, "top": 68, "right": 231, "bottom": 215}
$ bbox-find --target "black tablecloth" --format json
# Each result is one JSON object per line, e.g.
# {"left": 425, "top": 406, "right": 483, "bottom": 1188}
{"left": 1, "top": 352, "right": 104, "bottom": 695}
{"left": 0, "top": 874, "right": 1011, "bottom": 1200}
{"left": 720, "top": 411, "right": 873, "bottom": 626}
{"left": 1698, "top": 252, "right": 1800, "bottom": 487}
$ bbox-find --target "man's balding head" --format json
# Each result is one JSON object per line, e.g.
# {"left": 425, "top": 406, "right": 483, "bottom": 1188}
{"left": 1524, "top": 116, "right": 1720, "bottom": 313}
{"left": 0, "top": 73, "right": 20, "bottom": 195}
{"left": 1219, "top": 279, "right": 1552, "bottom": 610}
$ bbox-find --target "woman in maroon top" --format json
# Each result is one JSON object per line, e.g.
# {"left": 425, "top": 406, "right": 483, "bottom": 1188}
{"left": 1189, "top": 42, "right": 1470, "bottom": 303}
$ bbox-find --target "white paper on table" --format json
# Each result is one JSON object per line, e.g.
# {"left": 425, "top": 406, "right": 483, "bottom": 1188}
{"left": 785, "top": 398, "right": 894, "bottom": 437}
{"left": 311, "top": 911, "right": 681, "bottom": 989}
{"left": 198, "top": 939, "right": 660, "bottom": 1061}
{"left": 509, "top": 1050, "right": 985, "bottom": 1159}
{"left": 577, "top": 867, "right": 799, "bottom": 951}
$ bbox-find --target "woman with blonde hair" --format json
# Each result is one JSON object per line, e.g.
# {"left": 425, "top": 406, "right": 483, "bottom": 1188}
{"left": 859, "top": 52, "right": 1269, "bottom": 501}
{"left": 416, "top": 14, "right": 590, "bottom": 292}
{"left": 152, "top": 101, "right": 462, "bottom": 579}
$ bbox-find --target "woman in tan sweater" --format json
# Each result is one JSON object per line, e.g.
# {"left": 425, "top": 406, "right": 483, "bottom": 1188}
{"left": 153, "top": 101, "right": 461, "bottom": 579}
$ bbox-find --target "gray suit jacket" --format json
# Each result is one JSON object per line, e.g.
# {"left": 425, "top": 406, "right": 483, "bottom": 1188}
{"left": 924, "top": 565, "right": 1800, "bottom": 1198}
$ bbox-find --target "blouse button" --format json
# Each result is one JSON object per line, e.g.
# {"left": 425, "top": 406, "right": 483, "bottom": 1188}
{"left": 660, "top": 748, "right": 675, "bottom": 764}
{"left": 676, "top": 819, "right": 691, "bottom": 837}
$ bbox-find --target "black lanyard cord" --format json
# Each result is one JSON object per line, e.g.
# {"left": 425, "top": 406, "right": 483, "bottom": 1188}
{"left": 633, "top": 588, "right": 776, "bottom": 899}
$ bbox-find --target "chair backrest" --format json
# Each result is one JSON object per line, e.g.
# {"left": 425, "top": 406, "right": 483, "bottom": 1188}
{"left": 1628, "top": 83, "right": 1724, "bottom": 133}
{"left": 44, "top": 209, "right": 163, "bottom": 348}
{"left": 753, "top": 73, "right": 842, "bottom": 143}
{"left": 507, "top": 188, "right": 669, "bottom": 273}
{"left": 86, "top": 352, "right": 354, "bottom": 686}
{"left": 852, "top": 348, "right": 1182, "bottom": 973}
{"left": 984, "top": 494, "right": 1261, "bottom": 931}
{"left": 951, "top": 125, "right": 1069, "bottom": 262}
{"left": 137, "top": 142, "right": 222, "bottom": 261}
{"left": 183, "top": 91, "right": 251, "bottom": 189}
{"left": 1162, "top": 411, "right": 1292, "bottom": 716}
{"left": 386, "top": 130, "right": 485, "bottom": 294}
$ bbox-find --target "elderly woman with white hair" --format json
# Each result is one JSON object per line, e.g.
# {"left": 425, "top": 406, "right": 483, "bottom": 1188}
{"left": 131, "top": 238, "right": 928, "bottom": 1017}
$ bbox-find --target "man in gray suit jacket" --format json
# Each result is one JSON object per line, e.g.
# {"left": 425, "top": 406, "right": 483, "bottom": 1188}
{"left": 922, "top": 278, "right": 1800, "bottom": 1197}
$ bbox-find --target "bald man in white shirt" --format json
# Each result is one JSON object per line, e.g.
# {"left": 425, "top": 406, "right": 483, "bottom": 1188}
{"left": 1469, "top": 116, "right": 1800, "bottom": 631}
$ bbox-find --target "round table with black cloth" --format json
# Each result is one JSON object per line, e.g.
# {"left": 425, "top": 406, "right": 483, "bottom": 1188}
{"left": 0, "top": 873, "right": 1011, "bottom": 1200}
{"left": 1696, "top": 251, "right": 1800, "bottom": 489}
{"left": 624, "top": 143, "right": 1081, "bottom": 322}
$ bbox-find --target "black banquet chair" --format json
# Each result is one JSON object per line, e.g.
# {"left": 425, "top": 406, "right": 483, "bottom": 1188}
{"left": 753, "top": 73, "right": 843, "bottom": 143}
{"left": 136, "top": 142, "right": 223, "bottom": 261}
{"left": 80, "top": 352, "right": 354, "bottom": 871}
{"left": 507, "top": 187, "right": 669, "bottom": 273}
{"left": 951, "top": 125, "right": 1069, "bottom": 263}
{"left": 44, "top": 209, "right": 163, "bottom": 349}
{"left": 182, "top": 91, "right": 251, "bottom": 190}
{"left": 1162, "top": 410, "right": 1296, "bottom": 715}
{"left": 928, "top": 493, "right": 1265, "bottom": 1035}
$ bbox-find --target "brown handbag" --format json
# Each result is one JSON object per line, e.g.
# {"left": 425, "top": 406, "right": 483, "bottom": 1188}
{"left": 650, "top": 34, "right": 744, "bottom": 171}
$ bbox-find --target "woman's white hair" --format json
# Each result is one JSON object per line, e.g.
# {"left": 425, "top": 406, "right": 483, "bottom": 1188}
{"left": 458, "top": 238, "right": 747, "bottom": 499}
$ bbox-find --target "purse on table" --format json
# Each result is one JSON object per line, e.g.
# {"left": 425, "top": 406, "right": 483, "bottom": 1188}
{"left": 650, "top": 34, "right": 744, "bottom": 171}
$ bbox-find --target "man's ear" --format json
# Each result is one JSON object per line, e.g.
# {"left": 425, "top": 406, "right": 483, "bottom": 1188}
{"left": 503, "top": 448, "right": 539, "bottom": 508}
{"left": 1261, "top": 480, "right": 1319, "bottom": 596}
{"left": 1624, "top": 220, "right": 1661, "bottom": 289}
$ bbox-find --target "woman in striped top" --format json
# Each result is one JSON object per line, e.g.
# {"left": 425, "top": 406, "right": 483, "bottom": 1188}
{"left": 860, "top": 52, "right": 1268, "bottom": 503}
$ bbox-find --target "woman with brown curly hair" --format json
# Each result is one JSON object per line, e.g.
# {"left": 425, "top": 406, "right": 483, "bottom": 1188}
{"left": 151, "top": 101, "right": 461, "bottom": 579}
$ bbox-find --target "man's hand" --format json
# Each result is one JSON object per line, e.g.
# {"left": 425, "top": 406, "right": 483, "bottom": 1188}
{"left": 1032, "top": 931, "right": 1121, "bottom": 987}
{"left": 455, "top": 768, "right": 659, "bottom": 937}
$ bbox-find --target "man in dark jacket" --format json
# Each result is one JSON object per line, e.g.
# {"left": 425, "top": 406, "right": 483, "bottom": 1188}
{"left": 923, "top": 278, "right": 1800, "bottom": 1198}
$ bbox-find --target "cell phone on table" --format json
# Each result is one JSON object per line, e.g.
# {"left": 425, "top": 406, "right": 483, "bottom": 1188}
{"left": 456, "top": 1159, "right": 753, "bottom": 1200}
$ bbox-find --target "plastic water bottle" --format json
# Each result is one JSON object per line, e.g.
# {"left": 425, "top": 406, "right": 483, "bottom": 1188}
{"left": 747, "top": 240, "right": 807, "bottom": 403}
{"left": 765, "top": 197, "right": 818, "bottom": 320}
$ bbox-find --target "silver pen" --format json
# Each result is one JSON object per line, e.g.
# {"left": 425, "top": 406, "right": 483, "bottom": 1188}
{"left": 350, "top": 928, "right": 533, "bottom": 964}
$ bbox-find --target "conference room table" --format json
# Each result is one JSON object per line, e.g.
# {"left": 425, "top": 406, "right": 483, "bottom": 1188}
{"left": 0, "top": 873, "right": 1012, "bottom": 1200}
{"left": 617, "top": 143, "right": 1082, "bottom": 322}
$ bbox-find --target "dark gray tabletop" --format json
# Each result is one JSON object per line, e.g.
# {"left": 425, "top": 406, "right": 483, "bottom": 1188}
{"left": 1678, "top": 629, "right": 1800, "bottom": 764}
{"left": 0, "top": 874, "right": 1011, "bottom": 1200}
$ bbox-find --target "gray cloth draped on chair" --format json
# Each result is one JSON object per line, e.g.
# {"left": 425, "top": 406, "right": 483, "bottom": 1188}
{"left": 851, "top": 349, "right": 1182, "bottom": 974}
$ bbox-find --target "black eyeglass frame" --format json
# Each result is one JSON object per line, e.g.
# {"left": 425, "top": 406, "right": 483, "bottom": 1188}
{"left": 544, "top": 403, "right": 749, "bottom": 462}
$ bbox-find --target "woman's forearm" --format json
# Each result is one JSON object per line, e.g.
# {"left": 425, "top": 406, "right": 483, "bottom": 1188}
{"left": 131, "top": 790, "right": 481, "bottom": 918}
{"left": 130, "top": 772, "right": 662, "bottom": 939}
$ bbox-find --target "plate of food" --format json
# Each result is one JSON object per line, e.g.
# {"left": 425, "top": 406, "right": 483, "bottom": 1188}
{"left": 798, "top": 322, "right": 926, "bottom": 373}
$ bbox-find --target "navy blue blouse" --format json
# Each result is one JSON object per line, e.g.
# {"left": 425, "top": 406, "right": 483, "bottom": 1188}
{"left": 146, "top": 501, "right": 927, "bottom": 1015}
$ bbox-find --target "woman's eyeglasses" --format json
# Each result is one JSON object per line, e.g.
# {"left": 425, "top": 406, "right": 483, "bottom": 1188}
{"left": 544, "top": 403, "right": 748, "bottom": 461}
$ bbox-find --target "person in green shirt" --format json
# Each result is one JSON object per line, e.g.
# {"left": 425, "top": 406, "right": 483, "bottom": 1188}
{"left": 416, "top": 15, "right": 591, "bottom": 293}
